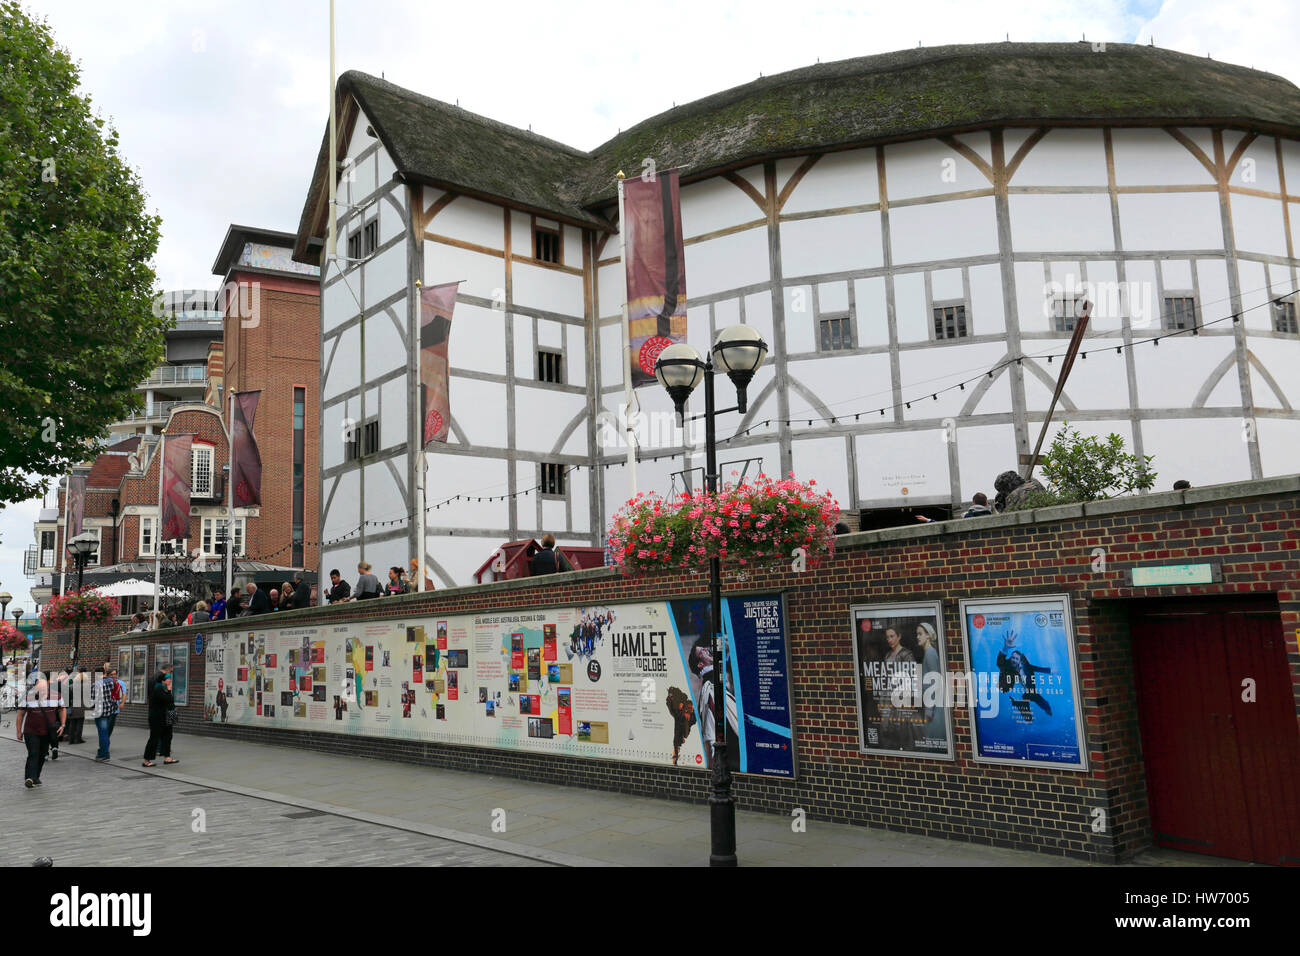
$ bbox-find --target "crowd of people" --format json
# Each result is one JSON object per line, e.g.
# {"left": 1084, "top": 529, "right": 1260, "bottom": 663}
{"left": 7, "top": 657, "right": 180, "bottom": 789}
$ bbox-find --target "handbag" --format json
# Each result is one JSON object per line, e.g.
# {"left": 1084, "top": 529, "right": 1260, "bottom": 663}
{"left": 165, "top": 709, "right": 178, "bottom": 727}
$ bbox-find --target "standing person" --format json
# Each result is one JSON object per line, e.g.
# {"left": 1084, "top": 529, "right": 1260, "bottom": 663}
{"left": 408, "top": 558, "right": 434, "bottom": 592}
{"left": 962, "top": 492, "right": 993, "bottom": 518}
{"left": 64, "top": 667, "right": 90, "bottom": 744}
{"left": 91, "top": 663, "right": 121, "bottom": 762}
{"left": 268, "top": 588, "right": 281, "bottom": 611}
{"left": 291, "top": 573, "right": 312, "bottom": 609}
{"left": 245, "top": 581, "right": 270, "bottom": 615}
{"left": 326, "top": 570, "right": 350, "bottom": 603}
{"left": 142, "top": 672, "right": 179, "bottom": 767}
{"left": 186, "top": 601, "right": 210, "bottom": 625}
{"left": 529, "top": 534, "right": 573, "bottom": 575}
{"left": 277, "top": 583, "right": 295, "bottom": 611}
{"left": 385, "top": 567, "right": 407, "bottom": 597}
{"left": 208, "top": 587, "right": 227, "bottom": 621}
{"left": 16, "top": 670, "right": 64, "bottom": 788}
{"left": 353, "top": 562, "right": 381, "bottom": 601}
{"left": 48, "top": 668, "right": 73, "bottom": 760}
{"left": 225, "top": 588, "right": 244, "bottom": 619}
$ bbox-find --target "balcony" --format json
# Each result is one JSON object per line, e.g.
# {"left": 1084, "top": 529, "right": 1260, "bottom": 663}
{"left": 141, "top": 365, "right": 207, "bottom": 387}
{"left": 115, "top": 400, "right": 184, "bottom": 424}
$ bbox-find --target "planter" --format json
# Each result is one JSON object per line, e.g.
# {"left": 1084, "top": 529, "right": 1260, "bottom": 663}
{"left": 39, "top": 589, "right": 121, "bottom": 630}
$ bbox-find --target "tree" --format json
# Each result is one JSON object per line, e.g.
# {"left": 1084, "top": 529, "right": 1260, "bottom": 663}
{"left": 1031, "top": 423, "right": 1157, "bottom": 505}
{"left": 0, "top": 2, "right": 166, "bottom": 504}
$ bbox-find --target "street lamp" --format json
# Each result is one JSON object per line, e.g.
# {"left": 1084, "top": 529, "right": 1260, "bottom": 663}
{"left": 654, "top": 323, "right": 768, "bottom": 868}
{"left": 68, "top": 532, "right": 98, "bottom": 664}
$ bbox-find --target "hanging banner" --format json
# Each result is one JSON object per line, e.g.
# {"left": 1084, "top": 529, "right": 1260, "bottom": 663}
{"left": 66, "top": 474, "right": 86, "bottom": 539}
{"left": 231, "top": 390, "right": 263, "bottom": 507}
{"left": 419, "top": 281, "right": 460, "bottom": 445}
{"left": 204, "top": 593, "right": 796, "bottom": 778}
{"left": 960, "top": 595, "right": 1087, "bottom": 770}
{"left": 160, "top": 434, "right": 193, "bottom": 541}
{"left": 850, "top": 601, "right": 954, "bottom": 759}
{"left": 623, "top": 169, "right": 687, "bottom": 387}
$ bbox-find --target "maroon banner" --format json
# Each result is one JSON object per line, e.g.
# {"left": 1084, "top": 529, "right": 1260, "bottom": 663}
{"left": 623, "top": 169, "right": 687, "bottom": 387}
{"left": 419, "top": 282, "right": 460, "bottom": 445}
{"left": 66, "top": 474, "right": 86, "bottom": 540}
{"left": 231, "top": 390, "right": 263, "bottom": 507}
{"left": 160, "top": 435, "right": 193, "bottom": 541}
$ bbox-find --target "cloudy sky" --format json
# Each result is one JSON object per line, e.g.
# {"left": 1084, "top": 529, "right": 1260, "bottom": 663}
{"left": 2, "top": 0, "right": 1297, "bottom": 615}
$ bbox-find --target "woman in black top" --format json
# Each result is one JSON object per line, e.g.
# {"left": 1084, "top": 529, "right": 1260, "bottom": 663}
{"left": 142, "top": 674, "right": 179, "bottom": 767}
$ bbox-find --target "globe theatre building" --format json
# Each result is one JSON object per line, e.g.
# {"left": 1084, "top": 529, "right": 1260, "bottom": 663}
{"left": 293, "top": 42, "right": 1300, "bottom": 586}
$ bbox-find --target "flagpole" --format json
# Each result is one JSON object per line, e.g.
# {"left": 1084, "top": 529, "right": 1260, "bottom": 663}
{"left": 616, "top": 172, "right": 637, "bottom": 497}
{"left": 327, "top": 0, "right": 338, "bottom": 262}
{"left": 226, "top": 389, "right": 235, "bottom": 603}
{"left": 153, "top": 433, "right": 166, "bottom": 620}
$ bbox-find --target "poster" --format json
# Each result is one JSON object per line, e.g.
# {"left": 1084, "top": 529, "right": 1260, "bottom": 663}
{"left": 203, "top": 593, "right": 796, "bottom": 778}
{"left": 849, "top": 601, "right": 953, "bottom": 759}
{"left": 960, "top": 595, "right": 1087, "bottom": 770}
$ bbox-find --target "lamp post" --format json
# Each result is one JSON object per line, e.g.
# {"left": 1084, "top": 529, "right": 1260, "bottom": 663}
{"left": 654, "top": 324, "right": 767, "bottom": 868}
{"left": 67, "top": 532, "right": 98, "bottom": 664}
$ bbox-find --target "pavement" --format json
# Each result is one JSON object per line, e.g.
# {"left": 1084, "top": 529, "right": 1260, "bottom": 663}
{"left": 0, "top": 724, "right": 1230, "bottom": 867}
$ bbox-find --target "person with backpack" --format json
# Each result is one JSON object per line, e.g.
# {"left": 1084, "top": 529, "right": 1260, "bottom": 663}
{"left": 92, "top": 664, "right": 122, "bottom": 762}
{"left": 529, "top": 534, "right": 573, "bottom": 576}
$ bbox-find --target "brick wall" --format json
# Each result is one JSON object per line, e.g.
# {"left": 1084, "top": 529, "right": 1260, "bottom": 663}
{"left": 79, "top": 477, "right": 1299, "bottom": 863}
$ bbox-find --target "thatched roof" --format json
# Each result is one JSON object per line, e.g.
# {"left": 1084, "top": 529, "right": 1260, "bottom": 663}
{"left": 293, "top": 42, "right": 1300, "bottom": 261}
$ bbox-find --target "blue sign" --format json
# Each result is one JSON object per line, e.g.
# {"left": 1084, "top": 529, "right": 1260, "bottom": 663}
{"left": 668, "top": 593, "right": 796, "bottom": 778}
{"left": 194, "top": 633, "right": 205, "bottom": 655}
{"left": 961, "top": 596, "right": 1087, "bottom": 770}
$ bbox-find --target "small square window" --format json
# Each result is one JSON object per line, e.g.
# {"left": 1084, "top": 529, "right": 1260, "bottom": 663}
{"left": 1052, "top": 295, "right": 1084, "bottom": 333}
{"left": 933, "top": 303, "right": 969, "bottom": 340}
{"left": 818, "top": 316, "right": 852, "bottom": 351}
{"left": 534, "top": 225, "right": 561, "bottom": 264}
{"left": 540, "top": 463, "right": 566, "bottom": 497}
{"left": 1163, "top": 295, "right": 1197, "bottom": 331}
{"left": 1272, "top": 299, "right": 1298, "bottom": 335}
{"left": 537, "top": 349, "right": 564, "bottom": 384}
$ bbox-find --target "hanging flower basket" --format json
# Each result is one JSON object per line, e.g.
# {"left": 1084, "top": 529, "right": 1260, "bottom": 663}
{"left": 0, "top": 622, "right": 27, "bottom": 652}
{"left": 606, "top": 473, "right": 841, "bottom": 576}
{"left": 39, "top": 589, "right": 121, "bottom": 630}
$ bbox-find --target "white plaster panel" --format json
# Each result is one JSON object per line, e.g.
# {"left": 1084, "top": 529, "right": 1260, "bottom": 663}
{"left": 421, "top": 536, "right": 497, "bottom": 587}
{"left": 743, "top": 292, "right": 774, "bottom": 349}
{"left": 1160, "top": 259, "right": 1193, "bottom": 290}
{"left": 1125, "top": 259, "right": 1162, "bottom": 333}
{"left": 512, "top": 262, "right": 584, "bottom": 316}
{"left": 1237, "top": 259, "right": 1270, "bottom": 331}
{"left": 969, "top": 372, "right": 1013, "bottom": 417}
{"left": 1117, "top": 193, "right": 1224, "bottom": 251}
{"left": 898, "top": 341, "right": 1007, "bottom": 422}
{"left": 361, "top": 243, "right": 406, "bottom": 306}
{"left": 598, "top": 322, "right": 622, "bottom": 388}
{"left": 345, "top": 108, "right": 374, "bottom": 162}
{"left": 425, "top": 453, "right": 510, "bottom": 531}
{"left": 1083, "top": 260, "right": 1124, "bottom": 334}
{"left": 789, "top": 435, "right": 851, "bottom": 509}
{"left": 784, "top": 285, "right": 815, "bottom": 353}
{"left": 1249, "top": 364, "right": 1287, "bottom": 410}
{"left": 1014, "top": 260, "right": 1052, "bottom": 333}
{"left": 1010, "top": 194, "right": 1115, "bottom": 252}
{"left": 686, "top": 304, "right": 710, "bottom": 355}
{"left": 432, "top": 195, "right": 506, "bottom": 250}
{"left": 855, "top": 429, "right": 950, "bottom": 502}
{"left": 1258, "top": 418, "right": 1300, "bottom": 478}
{"left": 1030, "top": 336, "right": 1126, "bottom": 410}
{"left": 818, "top": 280, "right": 849, "bottom": 312}
{"left": 953, "top": 423, "right": 1017, "bottom": 502}
{"left": 684, "top": 227, "right": 770, "bottom": 297}
{"left": 967, "top": 264, "right": 1004, "bottom": 335}
{"left": 893, "top": 271, "right": 928, "bottom": 344}
{"left": 563, "top": 226, "right": 583, "bottom": 268}
{"left": 853, "top": 276, "right": 889, "bottom": 347}
{"left": 779, "top": 149, "right": 878, "bottom": 214}
{"left": 378, "top": 190, "right": 406, "bottom": 247}
{"left": 733, "top": 165, "right": 766, "bottom": 199}
{"left": 779, "top": 212, "right": 883, "bottom": 278}
{"left": 785, "top": 352, "right": 890, "bottom": 422}
{"left": 376, "top": 145, "right": 396, "bottom": 186}
{"left": 450, "top": 302, "right": 506, "bottom": 376}
{"left": 1229, "top": 136, "right": 1282, "bottom": 192}
{"left": 380, "top": 377, "right": 408, "bottom": 451}
{"left": 423, "top": 240, "right": 504, "bottom": 304}
{"left": 362, "top": 460, "right": 405, "bottom": 527}
{"left": 597, "top": 261, "right": 622, "bottom": 319}
{"left": 1008, "top": 129, "right": 1108, "bottom": 186}
{"left": 1111, "top": 129, "right": 1216, "bottom": 186}
{"left": 322, "top": 270, "right": 358, "bottom": 334}
{"left": 1130, "top": 337, "right": 1238, "bottom": 410}
{"left": 1230, "top": 194, "right": 1288, "bottom": 257}
{"left": 321, "top": 401, "right": 348, "bottom": 470}
{"left": 345, "top": 145, "right": 377, "bottom": 201}
{"left": 446, "top": 376, "right": 507, "bottom": 449}
{"left": 541, "top": 498, "right": 568, "bottom": 536}
{"left": 890, "top": 197, "right": 998, "bottom": 264}
{"left": 321, "top": 469, "right": 359, "bottom": 540}
{"left": 713, "top": 297, "right": 740, "bottom": 330}
{"left": 565, "top": 324, "right": 587, "bottom": 389}
{"left": 1283, "top": 141, "right": 1300, "bottom": 200}
{"left": 681, "top": 176, "right": 766, "bottom": 238}
{"left": 930, "top": 268, "right": 962, "bottom": 301}
{"left": 536, "top": 317, "right": 563, "bottom": 349}
{"left": 510, "top": 211, "right": 531, "bottom": 250}
{"left": 884, "top": 139, "right": 989, "bottom": 200}
{"left": 325, "top": 325, "right": 361, "bottom": 397}
{"left": 361, "top": 538, "right": 409, "bottom": 585}
{"left": 1139, "top": 417, "right": 1249, "bottom": 487}
{"left": 514, "top": 389, "right": 587, "bottom": 456}
{"left": 1203, "top": 364, "right": 1242, "bottom": 408}
{"left": 568, "top": 477, "right": 590, "bottom": 536}
{"left": 364, "top": 308, "right": 407, "bottom": 382}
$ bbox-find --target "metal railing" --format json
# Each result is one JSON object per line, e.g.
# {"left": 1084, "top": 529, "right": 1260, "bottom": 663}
{"left": 119, "top": 400, "right": 184, "bottom": 422}
{"left": 142, "top": 365, "right": 207, "bottom": 386}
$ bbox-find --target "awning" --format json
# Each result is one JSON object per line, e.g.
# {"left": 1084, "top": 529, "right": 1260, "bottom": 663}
{"left": 90, "top": 578, "right": 187, "bottom": 599}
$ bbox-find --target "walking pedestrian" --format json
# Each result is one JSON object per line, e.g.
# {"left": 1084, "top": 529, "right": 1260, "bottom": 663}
{"left": 16, "top": 669, "right": 64, "bottom": 788}
{"left": 49, "top": 668, "right": 73, "bottom": 760}
{"left": 91, "top": 663, "right": 121, "bottom": 761}
{"left": 64, "top": 667, "right": 90, "bottom": 744}
{"left": 142, "top": 672, "right": 179, "bottom": 767}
